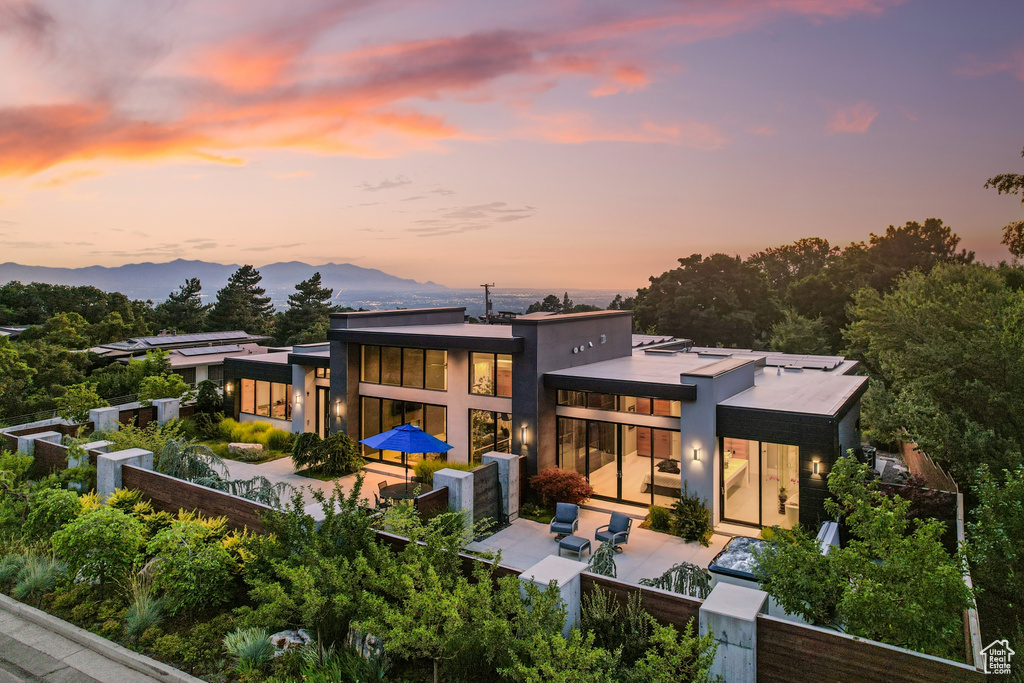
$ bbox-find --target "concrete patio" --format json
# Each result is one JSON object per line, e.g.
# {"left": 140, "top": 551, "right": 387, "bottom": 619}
{"left": 467, "top": 508, "right": 732, "bottom": 585}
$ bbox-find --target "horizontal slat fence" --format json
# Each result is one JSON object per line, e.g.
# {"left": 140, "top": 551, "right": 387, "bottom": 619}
{"left": 581, "top": 573, "right": 702, "bottom": 627}
{"left": 756, "top": 615, "right": 982, "bottom": 683}
{"left": 122, "top": 465, "right": 273, "bottom": 533}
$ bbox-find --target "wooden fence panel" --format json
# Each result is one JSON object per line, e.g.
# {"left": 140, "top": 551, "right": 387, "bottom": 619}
{"left": 122, "top": 465, "right": 273, "bottom": 533}
{"left": 1, "top": 433, "right": 16, "bottom": 452}
{"left": 415, "top": 486, "right": 449, "bottom": 523}
{"left": 756, "top": 615, "right": 983, "bottom": 683}
{"left": 31, "top": 440, "right": 69, "bottom": 475}
{"left": 580, "top": 573, "right": 701, "bottom": 628}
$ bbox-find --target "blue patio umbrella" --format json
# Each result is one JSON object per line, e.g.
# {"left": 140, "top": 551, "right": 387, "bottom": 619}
{"left": 360, "top": 424, "right": 453, "bottom": 493}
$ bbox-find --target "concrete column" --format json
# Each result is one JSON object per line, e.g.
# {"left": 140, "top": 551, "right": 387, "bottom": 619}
{"left": 73, "top": 440, "right": 112, "bottom": 468}
{"left": 89, "top": 406, "right": 121, "bottom": 433}
{"left": 520, "top": 555, "right": 588, "bottom": 637}
{"left": 482, "top": 451, "right": 520, "bottom": 521}
{"left": 97, "top": 448, "right": 153, "bottom": 500}
{"left": 17, "top": 431, "right": 62, "bottom": 455}
{"left": 433, "top": 469, "right": 474, "bottom": 523}
{"left": 151, "top": 398, "right": 180, "bottom": 425}
{"left": 699, "top": 582, "right": 768, "bottom": 683}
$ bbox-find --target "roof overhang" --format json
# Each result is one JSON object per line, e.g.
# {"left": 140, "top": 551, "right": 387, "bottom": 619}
{"left": 543, "top": 373, "right": 697, "bottom": 401}
{"left": 328, "top": 328, "right": 523, "bottom": 354}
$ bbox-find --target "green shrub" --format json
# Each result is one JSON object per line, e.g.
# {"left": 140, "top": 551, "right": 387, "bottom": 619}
{"left": 530, "top": 467, "right": 595, "bottom": 507}
{"left": 220, "top": 418, "right": 292, "bottom": 452}
{"left": 147, "top": 518, "right": 237, "bottom": 615}
{"left": 195, "top": 380, "right": 223, "bottom": 415}
{"left": 124, "top": 576, "right": 164, "bottom": 643}
{"left": 0, "top": 450, "right": 32, "bottom": 484}
{"left": 12, "top": 555, "right": 65, "bottom": 606}
{"left": 646, "top": 505, "right": 672, "bottom": 533}
{"left": 670, "top": 483, "right": 713, "bottom": 547}
{"left": 52, "top": 507, "right": 144, "bottom": 585}
{"left": 291, "top": 432, "right": 324, "bottom": 469}
{"left": 25, "top": 489, "right": 82, "bottom": 540}
{"left": 292, "top": 432, "right": 363, "bottom": 476}
{"left": 105, "top": 488, "right": 145, "bottom": 515}
{"left": 223, "top": 627, "right": 273, "bottom": 673}
{"left": 262, "top": 428, "right": 293, "bottom": 452}
{"left": 413, "top": 459, "right": 471, "bottom": 484}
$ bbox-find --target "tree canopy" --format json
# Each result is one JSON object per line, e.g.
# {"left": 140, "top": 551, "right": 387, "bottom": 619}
{"left": 985, "top": 146, "right": 1024, "bottom": 258}
{"left": 207, "top": 265, "right": 275, "bottom": 335}
{"left": 154, "top": 278, "right": 211, "bottom": 333}
{"left": 274, "top": 272, "right": 337, "bottom": 345}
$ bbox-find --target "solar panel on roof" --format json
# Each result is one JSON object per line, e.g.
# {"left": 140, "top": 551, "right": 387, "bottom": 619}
{"left": 138, "top": 331, "right": 254, "bottom": 346}
{"left": 176, "top": 345, "right": 244, "bottom": 357}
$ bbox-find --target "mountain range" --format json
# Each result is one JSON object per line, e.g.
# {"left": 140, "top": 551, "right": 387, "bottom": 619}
{"left": 0, "top": 260, "right": 447, "bottom": 303}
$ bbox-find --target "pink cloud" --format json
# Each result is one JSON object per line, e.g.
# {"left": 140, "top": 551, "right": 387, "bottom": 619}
{"left": 748, "top": 124, "right": 777, "bottom": 136}
{"left": 956, "top": 46, "right": 1024, "bottom": 82}
{"left": 0, "top": 0, "right": 905, "bottom": 175}
{"left": 827, "top": 102, "right": 878, "bottom": 134}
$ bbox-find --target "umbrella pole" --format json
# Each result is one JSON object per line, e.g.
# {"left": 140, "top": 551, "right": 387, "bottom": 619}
{"left": 404, "top": 452, "right": 409, "bottom": 494}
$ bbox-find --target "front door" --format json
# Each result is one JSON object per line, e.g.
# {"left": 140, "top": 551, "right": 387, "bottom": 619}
{"left": 316, "top": 387, "right": 330, "bottom": 438}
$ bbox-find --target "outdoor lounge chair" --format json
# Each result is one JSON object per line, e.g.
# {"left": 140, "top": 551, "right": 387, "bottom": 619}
{"left": 595, "top": 512, "right": 632, "bottom": 551}
{"left": 549, "top": 503, "right": 580, "bottom": 537}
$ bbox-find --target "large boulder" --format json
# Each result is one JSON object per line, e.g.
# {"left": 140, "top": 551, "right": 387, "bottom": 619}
{"left": 228, "top": 442, "right": 264, "bottom": 457}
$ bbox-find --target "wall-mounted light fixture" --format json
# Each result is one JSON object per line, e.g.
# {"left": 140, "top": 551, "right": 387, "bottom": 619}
{"left": 294, "top": 392, "right": 302, "bottom": 406}
{"left": 520, "top": 424, "right": 528, "bottom": 446}
{"left": 693, "top": 447, "right": 701, "bottom": 462}
{"left": 334, "top": 400, "right": 342, "bottom": 417}
{"left": 812, "top": 458, "right": 820, "bottom": 475}
{"left": 225, "top": 382, "right": 233, "bottom": 394}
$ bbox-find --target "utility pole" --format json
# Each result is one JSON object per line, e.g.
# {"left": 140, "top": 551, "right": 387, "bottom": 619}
{"left": 481, "top": 283, "right": 494, "bottom": 323}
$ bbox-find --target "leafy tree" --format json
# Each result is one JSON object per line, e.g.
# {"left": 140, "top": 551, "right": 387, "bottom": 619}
{"left": 147, "top": 517, "right": 237, "bottom": 614}
{"left": 138, "top": 373, "right": 195, "bottom": 405}
{"left": 845, "top": 263, "right": 1024, "bottom": 484}
{"left": 88, "top": 312, "right": 133, "bottom": 345}
{"left": 208, "top": 265, "right": 275, "bottom": 334}
{"left": 0, "top": 282, "right": 153, "bottom": 329}
{"left": 194, "top": 379, "right": 222, "bottom": 415}
{"left": 24, "top": 488, "right": 82, "bottom": 540}
{"left": 18, "top": 312, "right": 92, "bottom": 349}
{"left": 275, "top": 272, "right": 337, "bottom": 345}
{"left": 55, "top": 383, "right": 108, "bottom": 425}
{"left": 748, "top": 237, "right": 838, "bottom": 292}
{"left": 0, "top": 339, "right": 34, "bottom": 420}
{"left": 864, "top": 218, "right": 973, "bottom": 292}
{"left": 967, "top": 464, "right": 1024, "bottom": 645}
{"left": 768, "top": 310, "right": 831, "bottom": 355}
{"left": 607, "top": 294, "right": 634, "bottom": 310}
{"left": 984, "top": 146, "right": 1024, "bottom": 258}
{"left": 526, "top": 294, "right": 562, "bottom": 314}
{"left": 90, "top": 350, "right": 173, "bottom": 399}
{"left": 754, "top": 457, "right": 973, "bottom": 659}
{"left": 632, "top": 253, "right": 780, "bottom": 347}
{"left": 154, "top": 278, "right": 211, "bottom": 333}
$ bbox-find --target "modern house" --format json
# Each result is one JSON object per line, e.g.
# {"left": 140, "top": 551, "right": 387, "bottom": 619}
{"left": 90, "top": 330, "right": 276, "bottom": 386}
{"left": 223, "top": 308, "right": 867, "bottom": 530}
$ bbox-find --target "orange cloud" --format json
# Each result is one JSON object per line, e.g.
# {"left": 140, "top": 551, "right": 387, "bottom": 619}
{"left": 32, "top": 168, "right": 104, "bottom": 188}
{"left": 0, "top": 0, "right": 905, "bottom": 175}
{"left": 827, "top": 102, "right": 878, "bottom": 134}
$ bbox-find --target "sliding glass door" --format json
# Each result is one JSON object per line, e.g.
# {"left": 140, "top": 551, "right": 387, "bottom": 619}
{"left": 721, "top": 438, "right": 799, "bottom": 528}
{"left": 558, "top": 417, "right": 681, "bottom": 507}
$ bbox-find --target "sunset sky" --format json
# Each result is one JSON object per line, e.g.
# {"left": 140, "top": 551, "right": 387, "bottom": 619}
{"left": 1, "top": 0, "right": 1022, "bottom": 289}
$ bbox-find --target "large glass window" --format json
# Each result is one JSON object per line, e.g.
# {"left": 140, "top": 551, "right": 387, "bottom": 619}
{"left": 557, "top": 390, "right": 681, "bottom": 417}
{"left": 315, "top": 367, "right": 331, "bottom": 379}
{"left": 558, "top": 417, "right": 680, "bottom": 507}
{"left": 361, "top": 345, "right": 447, "bottom": 391}
{"left": 470, "top": 410, "right": 511, "bottom": 464}
{"left": 470, "top": 353, "right": 513, "bottom": 397}
{"left": 721, "top": 438, "right": 799, "bottom": 529}
{"left": 361, "top": 396, "right": 448, "bottom": 466}
{"left": 238, "top": 379, "right": 292, "bottom": 421}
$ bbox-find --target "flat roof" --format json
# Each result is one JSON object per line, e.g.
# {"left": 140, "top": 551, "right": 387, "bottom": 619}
{"left": 346, "top": 323, "right": 513, "bottom": 338}
{"left": 547, "top": 350, "right": 756, "bottom": 387}
{"left": 720, "top": 368, "right": 868, "bottom": 416}
{"left": 225, "top": 350, "right": 293, "bottom": 366}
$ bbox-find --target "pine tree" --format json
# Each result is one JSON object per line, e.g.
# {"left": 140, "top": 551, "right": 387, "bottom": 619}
{"left": 275, "top": 272, "right": 336, "bottom": 344}
{"left": 154, "top": 278, "right": 211, "bottom": 333}
{"left": 208, "top": 266, "right": 275, "bottom": 334}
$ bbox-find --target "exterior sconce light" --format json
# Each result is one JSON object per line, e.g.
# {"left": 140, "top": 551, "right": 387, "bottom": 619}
{"left": 294, "top": 392, "right": 302, "bottom": 405}
{"left": 693, "top": 447, "right": 701, "bottom": 462}
{"left": 521, "top": 424, "right": 528, "bottom": 445}
{"left": 225, "top": 382, "right": 233, "bottom": 394}
{"left": 813, "top": 459, "right": 820, "bottom": 475}
{"left": 334, "top": 400, "right": 341, "bottom": 417}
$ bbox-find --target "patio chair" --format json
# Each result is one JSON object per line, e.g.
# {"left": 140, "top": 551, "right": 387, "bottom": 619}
{"left": 378, "top": 480, "right": 388, "bottom": 493}
{"left": 549, "top": 503, "right": 580, "bottom": 538}
{"left": 374, "top": 492, "right": 391, "bottom": 512}
{"left": 595, "top": 512, "right": 632, "bottom": 552}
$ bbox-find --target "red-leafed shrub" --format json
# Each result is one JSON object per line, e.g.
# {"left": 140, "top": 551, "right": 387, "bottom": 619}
{"left": 530, "top": 468, "right": 595, "bottom": 507}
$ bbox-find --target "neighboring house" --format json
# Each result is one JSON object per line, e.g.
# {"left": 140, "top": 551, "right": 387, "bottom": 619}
{"left": 90, "top": 330, "right": 277, "bottom": 386}
{"left": 223, "top": 308, "right": 867, "bottom": 530}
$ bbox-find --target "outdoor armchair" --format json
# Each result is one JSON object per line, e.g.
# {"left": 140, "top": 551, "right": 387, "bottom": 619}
{"left": 549, "top": 502, "right": 580, "bottom": 537}
{"left": 595, "top": 511, "right": 632, "bottom": 550}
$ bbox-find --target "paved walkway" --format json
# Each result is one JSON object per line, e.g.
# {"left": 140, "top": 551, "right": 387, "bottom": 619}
{"left": 0, "top": 604, "right": 185, "bottom": 683}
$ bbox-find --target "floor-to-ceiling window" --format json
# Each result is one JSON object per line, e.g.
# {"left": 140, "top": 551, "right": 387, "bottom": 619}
{"left": 557, "top": 417, "right": 681, "bottom": 507}
{"left": 361, "top": 345, "right": 447, "bottom": 391}
{"left": 361, "top": 397, "right": 447, "bottom": 466}
{"left": 469, "top": 410, "right": 511, "bottom": 464}
{"left": 470, "top": 353, "right": 512, "bottom": 397}
{"left": 721, "top": 438, "right": 799, "bottom": 528}
{"left": 239, "top": 378, "right": 292, "bottom": 421}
